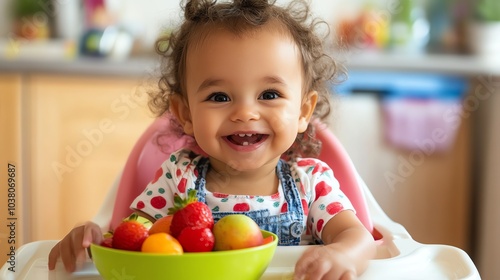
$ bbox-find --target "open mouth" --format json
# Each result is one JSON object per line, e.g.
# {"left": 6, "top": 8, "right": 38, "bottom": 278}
{"left": 225, "top": 133, "right": 267, "bottom": 146}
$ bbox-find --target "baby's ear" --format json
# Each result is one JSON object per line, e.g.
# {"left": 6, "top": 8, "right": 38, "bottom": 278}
{"left": 169, "top": 94, "right": 194, "bottom": 135}
{"left": 298, "top": 90, "right": 318, "bottom": 133}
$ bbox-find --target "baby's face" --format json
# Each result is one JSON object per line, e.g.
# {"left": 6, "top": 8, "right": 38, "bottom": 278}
{"left": 182, "top": 26, "right": 315, "bottom": 172}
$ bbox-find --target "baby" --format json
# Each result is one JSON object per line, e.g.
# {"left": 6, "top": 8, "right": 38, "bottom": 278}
{"left": 49, "top": 1, "right": 376, "bottom": 279}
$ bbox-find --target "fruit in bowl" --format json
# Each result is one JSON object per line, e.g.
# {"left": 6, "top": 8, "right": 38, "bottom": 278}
{"left": 148, "top": 215, "right": 173, "bottom": 235}
{"left": 92, "top": 191, "right": 278, "bottom": 279}
{"left": 90, "top": 229, "right": 278, "bottom": 280}
{"left": 167, "top": 190, "right": 215, "bottom": 252}
{"left": 168, "top": 190, "right": 214, "bottom": 238}
{"left": 213, "top": 214, "right": 264, "bottom": 251}
{"left": 111, "top": 214, "right": 150, "bottom": 251}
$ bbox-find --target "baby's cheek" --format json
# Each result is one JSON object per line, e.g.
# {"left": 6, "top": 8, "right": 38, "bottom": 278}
{"left": 269, "top": 112, "right": 297, "bottom": 134}
{"left": 268, "top": 115, "right": 286, "bottom": 133}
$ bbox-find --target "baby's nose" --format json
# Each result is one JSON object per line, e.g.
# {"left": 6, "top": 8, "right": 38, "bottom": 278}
{"left": 230, "top": 102, "right": 260, "bottom": 122}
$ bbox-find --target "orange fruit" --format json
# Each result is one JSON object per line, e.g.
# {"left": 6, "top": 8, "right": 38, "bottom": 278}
{"left": 262, "top": 236, "right": 274, "bottom": 245}
{"left": 149, "top": 215, "right": 173, "bottom": 235}
{"left": 141, "top": 233, "right": 183, "bottom": 254}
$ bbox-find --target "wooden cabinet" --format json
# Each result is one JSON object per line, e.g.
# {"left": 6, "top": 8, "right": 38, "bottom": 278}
{"left": 0, "top": 70, "right": 474, "bottom": 257}
{"left": 475, "top": 86, "right": 500, "bottom": 280}
{"left": 0, "top": 74, "right": 23, "bottom": 264}
{"left": 330, "top": 95, "right": 471, "bottom": 253}
{"left": 24, "top": 74, "right": 153, "bottom": 241}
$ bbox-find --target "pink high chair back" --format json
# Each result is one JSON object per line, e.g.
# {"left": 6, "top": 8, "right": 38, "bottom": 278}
{"left": 109, "top": 115, "right": 373, "bottom": 233}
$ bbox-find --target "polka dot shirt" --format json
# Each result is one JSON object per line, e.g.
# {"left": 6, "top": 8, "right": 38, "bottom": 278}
{"left": 131, "top": 149, "right": 354, "bottom": 244}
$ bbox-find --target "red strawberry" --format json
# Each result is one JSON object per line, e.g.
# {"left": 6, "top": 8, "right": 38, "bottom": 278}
{"left": 168, "top": 189, "right": 214, "bottom": 238}
{"left": 177, "top": 227, "right": 215, "bottom": 252}
{"left": 112, "top": 214, "right": 150, "bottom": 251}
{"left": 100, "top": 237, "right": 113, "bottom": 248}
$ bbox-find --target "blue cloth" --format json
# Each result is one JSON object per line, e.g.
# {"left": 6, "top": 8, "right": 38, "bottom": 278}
{"left": 194, "top": 158, "right": 306, "bottom": 246}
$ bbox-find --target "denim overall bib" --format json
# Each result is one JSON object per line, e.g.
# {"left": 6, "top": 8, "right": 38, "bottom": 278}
{"left": 194, "top": 158, "right": 305, "bottom": 246}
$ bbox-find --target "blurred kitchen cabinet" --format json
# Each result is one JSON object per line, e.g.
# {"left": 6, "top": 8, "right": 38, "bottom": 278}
{"left": 24, "top": 74, "right": 154, "bottom": 242}
{"left": 330, "top": 94, "right": 471, "bottom": 253}
{"left": 474, "top": 85, "right": 500, "bottom": 280}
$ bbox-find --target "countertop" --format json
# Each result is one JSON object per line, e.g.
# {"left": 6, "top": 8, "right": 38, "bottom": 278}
{"left": 344, "top": 52, "right": 500, "bottom": 77}
{"left": 0, "top": 56, "right": 159, "bottom": 77}
{"left": 1, "top": 50, "right": 500, "bottom": 77}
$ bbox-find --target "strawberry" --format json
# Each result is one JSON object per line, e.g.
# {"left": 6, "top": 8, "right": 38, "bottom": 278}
{"left": 177, "top": 227, "right": 215, "bottom": 252}
{"left": 112, "top": 213, "right": 150, "bottom": 251}
{"left": 168, "top": 189, "right": 214, "bottom": 238}
{"left": 100, "top": 237, "right": 113, "bottom": 248}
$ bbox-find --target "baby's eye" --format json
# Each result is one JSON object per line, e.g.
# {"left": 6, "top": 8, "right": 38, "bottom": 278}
{"left": 207, "top": 92, "right": 230, "bottom": 102}
{"left": 259, "top": 90, "right": 280, "bottom": 100}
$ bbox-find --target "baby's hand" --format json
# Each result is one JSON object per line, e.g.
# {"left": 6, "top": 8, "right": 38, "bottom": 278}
{"left": 48, "top": 221, "right": 103, "bottom": 272}
{"left": 293, "top": 244, "right": 357, "bottom": 280}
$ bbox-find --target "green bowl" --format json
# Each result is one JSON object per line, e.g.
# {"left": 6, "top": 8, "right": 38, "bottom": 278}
{"left": 90, "top": 230, "right": 278, "bottom": 280}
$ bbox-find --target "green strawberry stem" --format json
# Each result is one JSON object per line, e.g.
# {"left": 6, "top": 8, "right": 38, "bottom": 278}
{"left": 168, "top": 189, "right": 198, "bottom": 215}
{"left": 126, "top": 213, "right": 140, "bottom": 221}
{"left": 122, "top": 212, "right": 153, "bottom": 229}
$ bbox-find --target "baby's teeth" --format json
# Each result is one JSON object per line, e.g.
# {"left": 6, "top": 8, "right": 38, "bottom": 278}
{"left": 237, "top": 134, "right": 254, "bottom": 137}
{"left": 242, "top": 142, "right": 249, "bottom": 146}
{"left": 246, "top": 134, "right": 252, "bottom": 136}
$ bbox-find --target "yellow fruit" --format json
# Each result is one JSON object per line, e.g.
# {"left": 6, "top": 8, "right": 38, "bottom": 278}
{"left": 141, "top": 233, "right": 183, "bottom": 254}
{"left": 149, "top": 215, "right": 173, "bottom": 235}
{"left": 213, "top": 214, "right": 263, "bottom": 251}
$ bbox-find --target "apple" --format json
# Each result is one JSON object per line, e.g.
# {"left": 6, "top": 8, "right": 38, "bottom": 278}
{"left": 213, "top": 214, "right": 264, "bottom": 251}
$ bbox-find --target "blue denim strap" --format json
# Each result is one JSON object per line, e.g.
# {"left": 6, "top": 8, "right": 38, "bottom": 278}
{"left": 193, "top": 158, "right": 305, "bottom": 245}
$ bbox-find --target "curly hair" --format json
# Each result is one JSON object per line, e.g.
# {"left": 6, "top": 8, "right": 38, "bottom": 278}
{"left": 149, "top": 0, "right": 344, "bottom": 158}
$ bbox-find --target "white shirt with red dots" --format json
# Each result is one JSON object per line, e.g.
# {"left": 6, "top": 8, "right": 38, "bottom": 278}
{"left": 131, "top": 149, "right": 354, "bottom": 244}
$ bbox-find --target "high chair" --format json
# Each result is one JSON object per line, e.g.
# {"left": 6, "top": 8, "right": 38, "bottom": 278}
{"left": 89, "top": 114, "right": 480, "bottom": 279}
{"left": 0, "top": 114, "right": 481, "bottom": 280}
{"left": 94, "top": 115, "right": 374, "bottom": 233}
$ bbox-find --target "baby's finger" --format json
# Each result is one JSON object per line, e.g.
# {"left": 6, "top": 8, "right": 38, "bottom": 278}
{"left": 339, "top": 271, "right": 356, "bottom": 280}
{"left": 82, "top": 222, "right": 102, "bottom": 247}
{"left": 302, "top": 260, "right": 333, "bottom": 280}
{"left": 59, "top": 237, "right": 78, "bottom": 272}
{"left": 294, "top": 248, "right": 320, "bottom": 280}
{"left": 47, "top": 243, "right": 61, "bottom": 270}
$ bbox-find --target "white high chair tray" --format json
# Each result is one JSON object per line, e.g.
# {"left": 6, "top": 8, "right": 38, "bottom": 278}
{"left": 1, "top": 239, "right": 480, "bottom": 280}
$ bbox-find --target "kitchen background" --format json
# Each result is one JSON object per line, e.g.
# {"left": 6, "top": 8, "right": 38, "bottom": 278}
{"left": 0, "top": 0, "right": 499, "bottom": 279}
